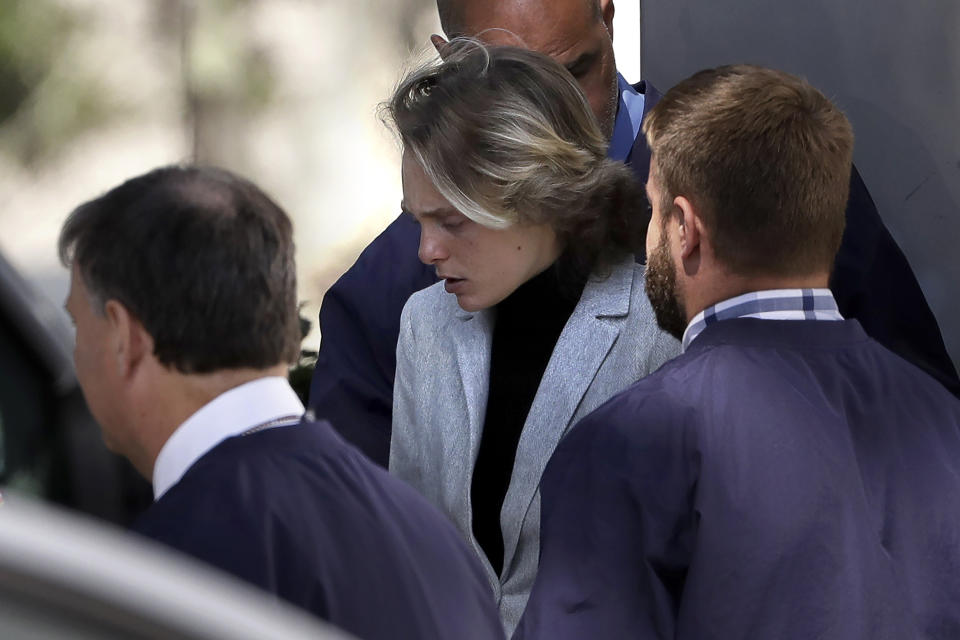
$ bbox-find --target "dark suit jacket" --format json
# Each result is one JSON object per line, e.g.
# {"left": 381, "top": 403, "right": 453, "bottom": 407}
{"left": 516, "top": 319, "right": 960, "bottom": 640}
{"left": 308, "top": 78, "right": 958, "bottom": 466}
{"left": 133, "top": 419, "right": 504, "bottom": 640}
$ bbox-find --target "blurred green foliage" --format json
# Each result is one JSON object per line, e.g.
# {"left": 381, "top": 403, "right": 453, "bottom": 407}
{"left": 0, "top": 0, "right": 70, "bottom": 122}
{"left": 188, "top": 0, "right": 275, "bottom": 110}
{"left": 0, "top": 0, "right": 118, "bottom": 165}
{"left": 0, "top": 0, "right": 280, "bottom": 167}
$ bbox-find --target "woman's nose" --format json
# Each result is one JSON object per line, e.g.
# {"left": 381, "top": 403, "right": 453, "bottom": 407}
{"left": 418, "top": 226, "right": 448, "bottom": 265}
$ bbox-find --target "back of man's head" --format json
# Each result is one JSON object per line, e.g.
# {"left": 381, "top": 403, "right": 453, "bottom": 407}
{"left": 436, "top": 0, "right": 602, "bottom": 37}
{"left": 59, "top": 165, "right": 301, "bottom": 373}
{"left": 643, "top": 65, "right": 853, "bottom": 278}
{"left": 433, "top": 0, "right": 619, "bottom": 140}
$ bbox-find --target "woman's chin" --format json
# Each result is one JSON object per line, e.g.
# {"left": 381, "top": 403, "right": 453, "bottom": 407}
{"left": 455, "top": 295, "right": 483, "bottom": 312}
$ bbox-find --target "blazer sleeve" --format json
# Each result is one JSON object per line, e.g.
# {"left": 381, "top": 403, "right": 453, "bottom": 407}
{"left": 515, "top": 391, "right": 694, "bottom": 640}
{"left": 308, "top": 213, "right": 436, "bottom": 467}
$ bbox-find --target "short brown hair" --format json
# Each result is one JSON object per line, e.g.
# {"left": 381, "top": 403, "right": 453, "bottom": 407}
{"left": 643, "top": 65, "right": 853, "bottom": 277}
{"left": 385, "top": 39, "right": 646, "bottom": 277}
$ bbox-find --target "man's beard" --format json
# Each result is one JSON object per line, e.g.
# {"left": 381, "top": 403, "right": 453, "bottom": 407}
{"left": 645, "top": 232, "right": 688, "bottom": 341}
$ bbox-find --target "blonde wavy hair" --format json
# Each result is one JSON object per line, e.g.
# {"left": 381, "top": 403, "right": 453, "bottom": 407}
{"left": 385, "top": 39, "right": 646, "bottom": 276}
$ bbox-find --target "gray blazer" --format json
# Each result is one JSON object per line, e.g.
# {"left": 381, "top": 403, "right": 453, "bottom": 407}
{"left": 390, "top": 256, "right": 680, "bottom": 634}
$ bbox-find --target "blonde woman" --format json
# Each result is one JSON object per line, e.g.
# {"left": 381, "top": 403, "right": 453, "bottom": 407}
{"left": 386, "top": 41, "right": 679, "bottom": 632}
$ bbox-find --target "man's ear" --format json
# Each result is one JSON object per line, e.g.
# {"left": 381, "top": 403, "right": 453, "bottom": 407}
{"left": 430, "top": 34, "right": 453, "bottom": 59}
{"left": 104, "top": 300, "right": 152, "bottom": 378}
{"left": 674, "top": 195, "right": 702, "bottom": 262}
{"left": 600, "top": 0, "right": 615, "bottom": 39}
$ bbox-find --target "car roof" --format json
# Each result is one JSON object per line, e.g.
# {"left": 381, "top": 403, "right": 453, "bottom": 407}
{"left": 0, "top": 251, "right": 76, "bottom": 394}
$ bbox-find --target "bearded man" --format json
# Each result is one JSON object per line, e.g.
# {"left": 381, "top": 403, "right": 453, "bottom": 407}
{"left": 516, "top": 65, "right": 960, "bottom": 640}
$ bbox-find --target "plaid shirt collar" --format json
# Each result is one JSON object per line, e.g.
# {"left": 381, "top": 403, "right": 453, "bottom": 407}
{"left": 681, "top": 288, "right": 843, "bottom": 352}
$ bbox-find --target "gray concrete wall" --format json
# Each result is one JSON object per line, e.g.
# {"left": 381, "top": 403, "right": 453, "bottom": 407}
{"left": 640, "top": 0, "right": 960, "bottom": 368}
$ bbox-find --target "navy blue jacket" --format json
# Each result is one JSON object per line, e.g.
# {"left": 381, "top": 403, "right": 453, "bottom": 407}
{"left": 133, "top": 420, "right": 504, "bottom": 640}
{"left": 309, "top": 79, "right": 958, "bottom": 466}
{"left": 516, "top": 319, "right": 960, "bottom": 640}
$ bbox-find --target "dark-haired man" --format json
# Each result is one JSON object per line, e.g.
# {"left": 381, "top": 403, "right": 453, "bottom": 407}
{"left": 60, "top": 166, "right": 504, "bottom": 640}
{"left": 516, "top": 65, "right": 960, "bottom": 640}
{"left": 310, "top": 0, "right": 958, "bottom": 469}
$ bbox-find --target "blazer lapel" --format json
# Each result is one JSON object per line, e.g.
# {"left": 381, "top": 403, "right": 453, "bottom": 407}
{"left": 625, "top": 79, "right": 661, "bottom": 183}
{"left": 499, "top": 258, "right": 636, "bottom": 573}
{"left": 628, "top": 79, "right": 661, "bottom": 262}
{"left": 449, "top": 306, "right": 495, "bottom": 488}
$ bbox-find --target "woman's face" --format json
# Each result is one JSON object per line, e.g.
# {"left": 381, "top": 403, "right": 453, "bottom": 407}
{"left": 401, "top": 152, "right": 561, "bottom": 312}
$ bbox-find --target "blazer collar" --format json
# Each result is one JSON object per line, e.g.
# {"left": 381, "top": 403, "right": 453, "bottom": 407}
{"left": 451, "top": 256, "right": 635, "bottom": 322}
{"left": 448, "top": 303, "right": 495, "bottom": 478}
{"left": 574, "top": 256, "right": 635, "bottom": 319}
{"left": 453, "top": 255, "right": 636, "bottom": 322}
{"left": 625, "top": 79, "right": 661, "bottom": 182}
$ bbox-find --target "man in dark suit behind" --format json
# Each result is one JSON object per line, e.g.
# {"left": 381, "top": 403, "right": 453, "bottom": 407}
{"left": 309, "top": 0, "right": 958, "bottom": 468}
{"left": 516, "top": 65, "right": 960, "bottom": 639}
{"left": 59, "top": 166, "right": 504, "bottom": 640}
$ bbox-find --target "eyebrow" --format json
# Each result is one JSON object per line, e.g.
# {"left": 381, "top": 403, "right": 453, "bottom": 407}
{"left": 400, "top": 203, "right": 461, "bottom": 221}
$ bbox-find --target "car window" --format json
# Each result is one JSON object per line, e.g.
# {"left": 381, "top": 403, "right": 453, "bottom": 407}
{"left": 0, "top": 311, "right": 57, "bottom": 497}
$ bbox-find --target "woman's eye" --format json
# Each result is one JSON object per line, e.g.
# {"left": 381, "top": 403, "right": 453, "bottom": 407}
{"left": 441, "top": 218, "right": 464, "bottom": 232}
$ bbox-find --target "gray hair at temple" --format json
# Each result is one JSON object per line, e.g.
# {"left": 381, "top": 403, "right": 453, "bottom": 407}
{"left": 384, "top": 39, "right": 646, "bottom": 272}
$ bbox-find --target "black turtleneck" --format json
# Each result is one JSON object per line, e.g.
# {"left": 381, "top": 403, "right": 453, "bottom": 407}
{"left": 470, "top": 262, "right": 586, "bottom": 575}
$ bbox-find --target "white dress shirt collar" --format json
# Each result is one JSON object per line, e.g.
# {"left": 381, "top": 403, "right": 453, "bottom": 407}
{"left": 152, "top": 376, "right": 304, "bottom": 500}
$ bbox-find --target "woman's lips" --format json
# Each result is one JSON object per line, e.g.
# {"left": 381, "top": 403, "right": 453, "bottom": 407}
{"left": 443, "top": 277, "right": 466, "bottom": 294}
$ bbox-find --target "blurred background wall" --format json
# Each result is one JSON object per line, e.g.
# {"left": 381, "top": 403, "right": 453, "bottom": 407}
{"left": 0, "top": 0, "right": 641, "bottom": 351}
{"left": 640, "top": 0, "right": 960, "bottom": 369}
